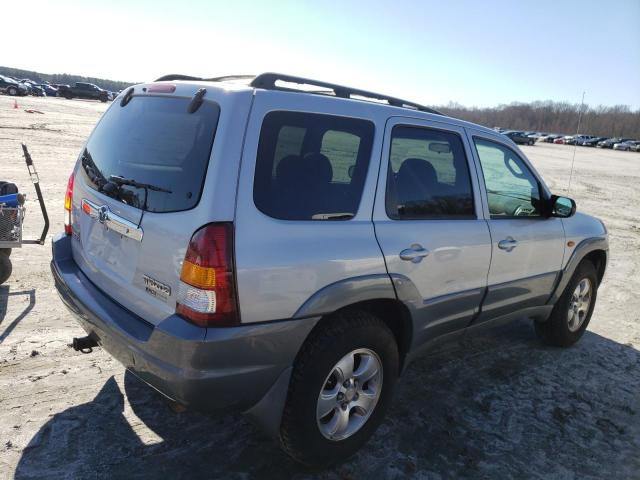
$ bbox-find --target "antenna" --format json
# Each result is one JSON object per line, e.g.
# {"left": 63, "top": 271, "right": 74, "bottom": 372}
{"left": 567, "top": 91, "right": 586, "bottom": 193}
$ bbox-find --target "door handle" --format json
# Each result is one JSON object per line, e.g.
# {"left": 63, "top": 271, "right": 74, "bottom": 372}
{"left": 498, "top": 237, "right": 518, "bottom": 252}
{"left": 399, "top": 244, "right": 430, "bottom": 263}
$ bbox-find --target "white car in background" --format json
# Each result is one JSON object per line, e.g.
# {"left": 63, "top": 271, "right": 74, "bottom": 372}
{"left": 613, "top": 141, "right": 639, "bottom": 151}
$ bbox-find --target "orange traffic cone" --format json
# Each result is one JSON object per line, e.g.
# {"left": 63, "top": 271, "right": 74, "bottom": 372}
{"left": 13, "top": 99, "right": 18, "bottom": 109}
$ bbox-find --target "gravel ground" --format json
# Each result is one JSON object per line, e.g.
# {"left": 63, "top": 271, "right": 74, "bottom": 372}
{"left": 1, "top": 96, "right": 639, "bottom": 479}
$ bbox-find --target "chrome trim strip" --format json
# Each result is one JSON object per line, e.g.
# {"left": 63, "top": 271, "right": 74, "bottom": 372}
{"left": 81, "top": 199, "right": 144, "bottom": 242}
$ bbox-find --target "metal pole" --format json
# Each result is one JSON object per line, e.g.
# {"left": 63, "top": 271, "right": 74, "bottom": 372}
{"left": 567, "top": 91, "right": 586, "bottom": 194}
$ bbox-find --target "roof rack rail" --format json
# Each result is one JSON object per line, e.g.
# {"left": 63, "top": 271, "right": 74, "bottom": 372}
{"left": 155, "top": 74, "right": 204, "bottom": 82}
{"left": 154, "top": 74, "right": 256, "bottom": 83}
{"left": 205, "top": 74, "right": 256, "bottom": 82}
{"left": 250, "top": 72, "right": 443, "bottom": 115}
{"left": 152, "top": 72, "right": 443, "bottom": 115}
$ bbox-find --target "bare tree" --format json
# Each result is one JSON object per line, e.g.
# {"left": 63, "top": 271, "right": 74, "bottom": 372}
{"left": 439, "top": 101, "right": 640, "bottom": 138}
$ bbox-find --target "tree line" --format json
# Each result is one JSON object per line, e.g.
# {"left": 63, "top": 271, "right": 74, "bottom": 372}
{"left": 3, "top": 65, "right": 638, "bottom": 138}
{"left": 438, "top": 101, "right": 640, "bottom": 138}
{"left": 0, "top": 66, "right": 134, "bottom": 93}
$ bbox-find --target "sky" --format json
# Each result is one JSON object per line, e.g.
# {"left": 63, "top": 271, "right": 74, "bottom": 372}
{"left": 4, "top": 0, "right": 639, "bottom": 109}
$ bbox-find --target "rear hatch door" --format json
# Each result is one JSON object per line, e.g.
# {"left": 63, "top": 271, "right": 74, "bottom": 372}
{"left": 71, "top": 88, "right": 221, "bottom": 325}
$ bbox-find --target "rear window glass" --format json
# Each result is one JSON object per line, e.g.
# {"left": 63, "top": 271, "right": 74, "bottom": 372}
{"left": 253, "top": 111, "right": 374, "bottom": 220}
{"left": 79, "top": 95, "right": 220, "bottom": 212}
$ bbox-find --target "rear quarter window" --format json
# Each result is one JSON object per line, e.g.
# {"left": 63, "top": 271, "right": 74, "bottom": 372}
{"left": 253, "top": 111, "right": 374, "bottom": 220}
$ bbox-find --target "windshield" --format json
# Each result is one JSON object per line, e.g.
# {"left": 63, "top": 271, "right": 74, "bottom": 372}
{"left": 79, "top": 95, "right": 220, "bottom": 212}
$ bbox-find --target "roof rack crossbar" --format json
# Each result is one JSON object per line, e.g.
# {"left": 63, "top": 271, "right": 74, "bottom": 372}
{"left": 152, "top": 72, "right": 443, "bottom": 115}
{"left": 250, "top": 73, "right": 442, "bottom": 115}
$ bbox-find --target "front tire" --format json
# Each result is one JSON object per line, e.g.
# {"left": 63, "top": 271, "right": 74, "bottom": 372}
{"left": 535, "top": 260, "right": 598, "bottom": 347}
{"left": 7, "top": 86, "right": 17, "bottom": 96}
{"left": 279, "top": 310, "right": 399, "bottom": 467}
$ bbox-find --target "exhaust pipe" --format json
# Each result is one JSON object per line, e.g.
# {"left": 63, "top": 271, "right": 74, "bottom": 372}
{"left": 72, "top": 336, "right": 98, "bottom": 353}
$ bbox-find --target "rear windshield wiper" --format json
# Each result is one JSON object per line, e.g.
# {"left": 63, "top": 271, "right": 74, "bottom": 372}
{"left": 109, "top": 175, "right": 172, "bottom": 193}
{"left": 311, "top": 212, "right": 354, "bottom": 220}
{"left": 81, "top": 149, "right": 108, "bottom": 189}
{"left": 109, "top": 175, "right": 172, "bottom": 212}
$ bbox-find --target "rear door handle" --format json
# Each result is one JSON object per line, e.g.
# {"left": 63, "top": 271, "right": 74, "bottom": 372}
{"left": 498, "top": 237, "right": 518, "bottom": 252}
{"left": 399, "top": 244, "right": 430, "bottom": 263}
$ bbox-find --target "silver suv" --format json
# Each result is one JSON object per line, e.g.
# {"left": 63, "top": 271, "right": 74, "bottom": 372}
{"left": 51, "top": 73, "right": 608, "bottom": 467}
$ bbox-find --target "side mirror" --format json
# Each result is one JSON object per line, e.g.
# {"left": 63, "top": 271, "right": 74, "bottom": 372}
{"left": 550, "top": 195, "right": 576, "bottom": 218}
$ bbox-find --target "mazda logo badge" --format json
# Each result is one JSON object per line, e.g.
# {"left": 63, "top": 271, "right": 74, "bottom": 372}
{"left": 98, "top": 206, "right": 109, "bottom": 224}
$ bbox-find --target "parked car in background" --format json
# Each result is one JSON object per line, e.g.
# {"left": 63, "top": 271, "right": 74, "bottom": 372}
{"left": 37, "top": 83, "right": 59, "bottom": 96}
{"left": 566, "top": 135, "right": 586, "bottom": 145}
{"left": 544, "top": 134, "right": 563, "bottom": 143}
{"left": 613, "top": 141, "right": 639, "bottom": 151}
{"left": 554, "top": 137, "right": 566, "bottom": 144}
{"left": 529, "top": 132, "right": 547, "bottom": 140}
{"left": 630, "top": 142, "right": 640, "bottom": 152}
{"left": 51, "top": 72, "right": 609, "bottom": 467}
{"left": 29, "top": 84, "right": 46, "bottom": 97}
{"left": 598, "top": 138, "right": 633, "bottom": 148}
{"left": 503, "top": 130, "right": 535, "bottom": 145}
{"left": 16, "top": 80, "right": 32, "bottom": 95}
{"left": 57, "top": 82, "right": 109, "bottom": 102}
{"left": 0, "top": 75, "right": 28, "bottom": 96}
{"left": 579, "top": 137, "right": 607, "bottom": 147}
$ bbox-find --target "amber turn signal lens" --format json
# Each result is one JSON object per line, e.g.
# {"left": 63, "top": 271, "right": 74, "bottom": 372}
{"left": 180, "top": 261, "right": 217, "bottom": 289}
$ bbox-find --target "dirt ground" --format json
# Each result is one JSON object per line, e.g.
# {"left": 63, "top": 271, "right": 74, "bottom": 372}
{"left": 1, "top": 96, "right": 639, "bottom": 480}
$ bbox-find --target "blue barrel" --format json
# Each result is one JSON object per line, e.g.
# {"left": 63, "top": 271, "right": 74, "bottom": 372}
{"left": 0, "top": 193, "right": 24, "bottom": 207}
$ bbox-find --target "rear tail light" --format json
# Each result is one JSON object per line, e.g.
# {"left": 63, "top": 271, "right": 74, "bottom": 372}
{"left": 64, "top": 173, "right": 75, "bottom": 235}
{"left": 176, "top": 223, "right": 239, "bottom": 327}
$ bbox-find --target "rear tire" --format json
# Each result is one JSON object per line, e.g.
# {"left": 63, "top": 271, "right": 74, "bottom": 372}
{"left": 279, "top": 310, "right": 399, "bottom": 467}
{"left": 535, "top": 260, "right": 598, "bottom": 347}
{"left": 0, "top": 253, "right": 12, "bottom": 285}
{"left": 7, "top": 86, "right": 17, "bottom": 96}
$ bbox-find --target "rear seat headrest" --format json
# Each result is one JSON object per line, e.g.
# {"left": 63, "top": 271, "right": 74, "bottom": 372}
{"left": 301, "top": 152, "right": 333, "bottom": 184}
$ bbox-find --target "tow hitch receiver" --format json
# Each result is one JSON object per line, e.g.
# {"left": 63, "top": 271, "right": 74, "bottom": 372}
{"left": 72, "top": 336, "right": 98, "bottom": 353}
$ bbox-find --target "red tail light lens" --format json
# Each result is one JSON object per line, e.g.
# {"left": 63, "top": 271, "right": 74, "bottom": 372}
{"left": 64, "top": 173, "right": 75, "bottom": 235}
{"left": 176, "top": 223, "right": 239, "bottom": 327}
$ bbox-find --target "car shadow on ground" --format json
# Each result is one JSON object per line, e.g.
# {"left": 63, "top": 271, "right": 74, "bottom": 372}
{"left": 13, "top": 319, "right": 640, "bottom": 480}
{"left": 0, "top": 285, "right": 36, "bottom": 344}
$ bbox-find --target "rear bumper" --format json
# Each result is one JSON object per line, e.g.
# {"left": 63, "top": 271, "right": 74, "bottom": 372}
{"left": 51, "top": 234, "right": 318, "bottom": 412}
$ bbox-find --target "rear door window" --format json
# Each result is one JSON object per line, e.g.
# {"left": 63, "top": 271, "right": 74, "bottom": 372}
{"left": 253, "top": 111, "right": 374, "bottom": 220}
{"left": 79, "top": 95, "right": 220, "bottom": 212}
{"left": 386, "top": 126, "right": 475, "bottom": 219}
